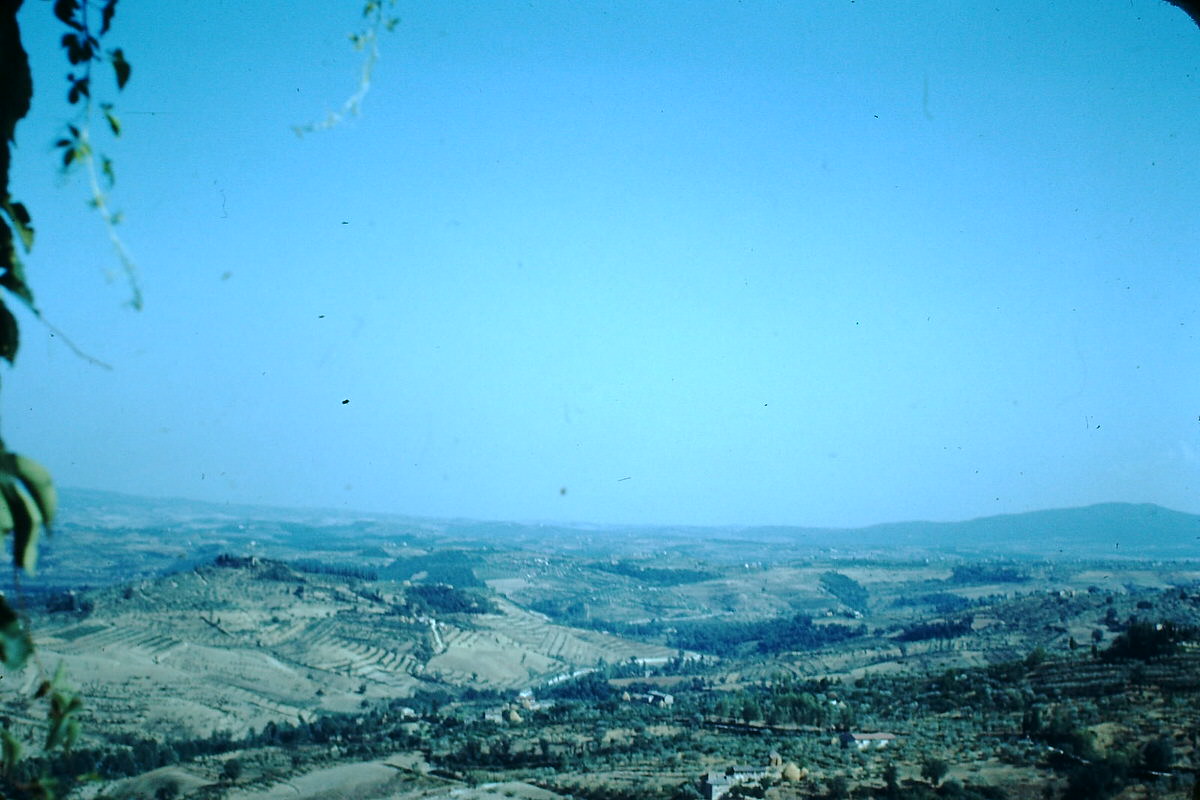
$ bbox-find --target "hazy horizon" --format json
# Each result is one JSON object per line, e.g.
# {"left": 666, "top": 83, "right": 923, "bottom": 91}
{"left": 55, "top": 483, "right": 1197, "bottom": 534}
{"left": 7, "top": 1, "right": 1199, "bottom": 528}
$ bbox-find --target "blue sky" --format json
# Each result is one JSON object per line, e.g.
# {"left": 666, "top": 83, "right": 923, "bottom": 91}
{"left": 5, "top": 1, "right": 1199, "bottom": 527}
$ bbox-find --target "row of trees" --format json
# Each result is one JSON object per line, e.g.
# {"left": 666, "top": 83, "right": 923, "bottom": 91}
{"left": 705, "top": 680, "right": 853, "bottom": 729}
{"left": 588, "top": 561, "right": 717, "bottom": 587}
{"left": 820, "top": 572, "right": 870, "bottom": 613}
{"left": 667, "top": 614, "right": 866, "bottom": 657}
{"left": 1101, "top": 620, "right": 1197, "bottom": 661}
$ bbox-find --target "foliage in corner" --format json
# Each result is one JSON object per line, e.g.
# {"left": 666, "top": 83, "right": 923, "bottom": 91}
{"left": 0, "top": 3, "right": 117, "bottom": 789}
{"left": 39, "top": 662, "right": 83, "bottom": 753}
{"left": 51, "top": 0, "right": 139, "bottom": 310}
{"left": 0, "top": 0, "right": 106, "bottom": 585}
{"left": 0, "top": 593, "right": 32, "bottom": 670}
{"left": 293, "top": 0, "right": 399, "bottom": 136}
{"left": 1, "top": 0, "right": 37, "bottom": 340}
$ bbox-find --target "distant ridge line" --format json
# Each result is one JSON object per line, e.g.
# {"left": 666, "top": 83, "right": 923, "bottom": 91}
{"left": 56, "top": 488, "right": 1199, "bottom": 558}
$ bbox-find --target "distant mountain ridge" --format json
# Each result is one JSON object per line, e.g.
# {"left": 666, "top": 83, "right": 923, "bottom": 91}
{"left": 851, "top": 502, "right": 1200, "bottom": 554}
{"left": 56, "top": 486, "right": 418, "bottom": 527}
{"left": 55, "top": 488, "right": 1200, "bottom": 562}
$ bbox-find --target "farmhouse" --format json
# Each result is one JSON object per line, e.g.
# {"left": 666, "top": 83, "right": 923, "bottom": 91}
{"left": 839, "top": 731, "right": 897, "bottom": 750}
{"left": 700, "top": 763, "right": 773, "bottom": 800}
{"left": 621, "top": 690, "right": 675, "bottom": 707}
{"left": 700, "top": 772, "right": 733, "bottom": 800}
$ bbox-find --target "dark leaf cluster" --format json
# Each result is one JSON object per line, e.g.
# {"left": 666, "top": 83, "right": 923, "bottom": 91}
{"left": 405, "top": 583, "right": 495, "bottom": 615}
{"left": 1101, "top": 619, "right": 1197, "bottom": 661}
{"left": 891, "top": 592, "right": 972, "bottom": 614}
{"left": 381, "top": 550, "right": 484, "bottom": 587}
{"left": 948, "top": 565, "right": 1029, "bottom": 585}
{"left": 290, "top": 559, "right": 378, "bottom": 581}
{"left": 820, "top": 571, "right": 870, "bottom": 612}
{"left": 667, "top": 613, "right": 864, "bottom": 656}
{"left": 543, "top": 671, "right": 615, "bottom": 702}
{"left": 895, "top": 615, "right": 974, "bottom": 643}
{"left": 589, "top": 561, "right": 717, "bottom": 587}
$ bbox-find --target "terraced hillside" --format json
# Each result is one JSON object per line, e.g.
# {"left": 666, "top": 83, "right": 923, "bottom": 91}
{"left": 17, "top": 557, "right": 678, "bottom": 742}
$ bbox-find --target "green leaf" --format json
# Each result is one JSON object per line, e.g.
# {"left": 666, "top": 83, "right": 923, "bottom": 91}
{"left": 0, "top": 596, "right": 33, "bottom": 670}
{"left": 60, "top": 34, "right": 82, "bottom": 64}
{"left": 101, "top": 157, "right": 115, "bottom": 188}
{"left": 0, "top": 216, "right": 34, "bottom": 311}
{"left": 0, "top": 235, "right": 36, "bottom": 309}
{"left": 103, "top": 107, "right": 121, "bottom": 137}
{"left": 100, "top": 0, "right": 119, "bottom": 35}
{"left": 60, "top": 139, "right": 90, "bottom": 171}
{"left": 1, "top": 729, "right": 22, "bottom": 773}
{"left": 0, "top": 299, "right": 17, "bottom": 364}
{"left": 10, "top": 454, "right": 56, "bottom": 530}
{"left": 0, "top": 481, "right": 41, "bottom": 574}
{"left": 46, "top": 690, "right": 83, "bottom": 751}
{"left": 64, "top": 718, "right": 81, "bottom": 750}
{"left": 111, "top": 48, "right": 131, "bottom": 89}
{"left": 2, "top": 200, "right": 34, "bottom": 252}
{"left": 67, "top": 76, "right": 89, "bottom": 105}
{"left": 54, "top": 0, "right": 83, "bottom": 31}
{"left": 61, "top": 33, "right": 95, "bottom": 65}
{"left": 45, "top": 717, "right": 64, "bottom": 751}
